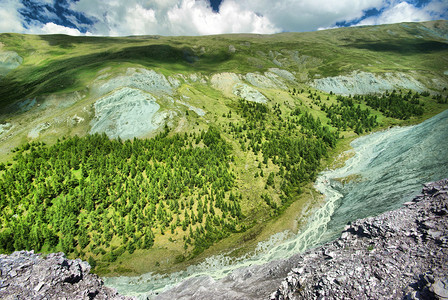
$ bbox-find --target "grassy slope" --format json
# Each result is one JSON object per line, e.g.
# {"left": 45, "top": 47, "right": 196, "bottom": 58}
{"left": 0, "top": 20, "right": 447, "bottom": 276}
{"left": 0, "top": 20, "right": 447, "bottom": 109}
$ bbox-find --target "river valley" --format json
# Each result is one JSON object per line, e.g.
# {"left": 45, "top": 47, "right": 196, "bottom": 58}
{"left": 105, "top": 109, "right": 448, "bottom": 299}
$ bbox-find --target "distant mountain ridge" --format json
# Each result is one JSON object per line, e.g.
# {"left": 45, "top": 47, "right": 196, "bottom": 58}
{"left": 0, "top": 20, "right": 447, "bottom": 145}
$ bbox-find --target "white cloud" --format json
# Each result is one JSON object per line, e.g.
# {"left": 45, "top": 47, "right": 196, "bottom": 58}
{"left": 69, "top": 0, "right": 278, "bottom": 36}
{"left": 0, "top": 0, "right": 446, "bottom": 36}
{"left": 71, "top": 0, "right": 379, "bottom": 36}
{"left": 69, "top": 0, "right": 160, "bottom": 36}
{"left": 357, "top": 1, "right": 447, "bottom": 26}
{"left": 166, "top": 0, "right": 279, "bottom": 35}
{"left": 234, "top": 0, "right": 385, "bottom": 32}
{"left": 0, "top": 0, "right": 26, "bottom": 33}
{"left": 36, "top": 22, "right": 84, "bottom": 36}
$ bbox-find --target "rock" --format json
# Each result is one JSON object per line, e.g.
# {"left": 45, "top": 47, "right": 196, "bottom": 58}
{"left": 90, "top": 87, "right": 162, "bottom": 139}
{"left": 272, "top": 178, "right": 448, "bottom": 299}
{"left": 0, "top": 251, "right": 132, "bottom": 299}
{"left": 232, "top": 83, "right": 268, "bottom": 103}
{"left": 432, "top": 278, "right": 448, "bottom": 299}
{"left": 0, "top": 51, "right": 23, "bottom": 77}
{"left": 312, "top": 71, "right": 425, "bottom": 95}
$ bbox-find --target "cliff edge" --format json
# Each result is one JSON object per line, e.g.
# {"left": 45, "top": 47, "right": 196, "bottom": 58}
{"left": 0, "top": 251, "right": 132, "bottom": 300}
{"left": 271, "top": 178, "right": 448, "bottom": 299}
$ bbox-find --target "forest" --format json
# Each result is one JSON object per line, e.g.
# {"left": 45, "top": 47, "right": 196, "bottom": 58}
{"left": 0, "top": 88, "right": 441, "bottom": 267}
{"left": 0, "top": 127, "right": 241, "bottom": 263}
{"left": 0, "top": 96, "right": 341, "bottom": 265}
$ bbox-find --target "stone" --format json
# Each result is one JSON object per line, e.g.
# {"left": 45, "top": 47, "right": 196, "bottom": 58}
{"left": 431, "top": 278, "right": 448, "bottom": 299}
{"left": 34, "top": 282, "right": 44, "bottom": 292}
{"left": 0, "top": 251, "right": 132, "bottom": 299}
{"left": 272, "top": 178, "right": 448, "bottom": 300}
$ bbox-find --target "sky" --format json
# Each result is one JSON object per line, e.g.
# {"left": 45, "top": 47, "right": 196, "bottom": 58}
{"left": 0, "top": 0, "right": 446, "bottom": 36}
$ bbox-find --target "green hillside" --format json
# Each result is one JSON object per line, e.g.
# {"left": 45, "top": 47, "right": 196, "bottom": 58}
{"left": 0, "top": 20, "right": 447, "bottom": 276}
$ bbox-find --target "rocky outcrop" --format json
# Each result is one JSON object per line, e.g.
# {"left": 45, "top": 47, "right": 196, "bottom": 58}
{"left": 0, "top": 251, "right": 132, "bottom": 300}
{"left": 271, "top": 178, "right": 448, "bottom": 300}
{"left": 0, "top": 51, "right": 23, "bottom": 77}
{"left": 312, "top": 71, "right": 426, "bottom": 95}
{"left": 89, "top": 87, "right": 162, "bottom": 139}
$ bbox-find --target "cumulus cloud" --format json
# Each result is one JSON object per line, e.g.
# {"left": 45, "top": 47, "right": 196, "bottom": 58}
{"left": 166, "top": 0, "right": 279, "bottom": 35}
{"left": 69, "top": 0, "right": 380, "bottom": 35}
{"left": 0, "top": 0, "right": 446, "bottom": 36}
{"left": 357, "top": 1, "right": 448, "bottom": 26}
{"left": 35, "top": 22, "right": 84, "bottom": 36}
{"left": 0, "top": 0, "right": 26, "bottom": 33}
{"left": 69, "top": 0, "right": 278, "bottom": 36}
{"left": 235, "top": 0, "right": 385, "bottom": 32}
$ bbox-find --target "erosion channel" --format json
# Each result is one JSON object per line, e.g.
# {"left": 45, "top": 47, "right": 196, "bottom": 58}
{"left": 104, "top": 109, "right": 448, "bottom": 299}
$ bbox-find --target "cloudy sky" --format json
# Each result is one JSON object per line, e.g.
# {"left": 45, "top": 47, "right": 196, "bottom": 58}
{"left": 0, "top": 0, "right": 446, "bottom": 36}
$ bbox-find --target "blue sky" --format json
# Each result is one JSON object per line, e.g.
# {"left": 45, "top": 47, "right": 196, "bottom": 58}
{"left": 0, "top": 0, "right": 446, "bottom": 36}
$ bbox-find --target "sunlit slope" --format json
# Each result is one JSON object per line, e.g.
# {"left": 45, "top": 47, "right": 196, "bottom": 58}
{"left": 0, "top": 20, "right": 447, "bottom": 276}
{"left": 0, "top": 20, "right": 447, "bottom": 109}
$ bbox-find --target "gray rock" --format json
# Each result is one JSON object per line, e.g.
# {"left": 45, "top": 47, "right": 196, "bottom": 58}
{"left": 272, "top": 178, "right": 448, "bottom": 300}
{"left": 432, "top": 278, "right": 448, "bottom": 299}
{"left": 0, "top": 251, "right": 132, "bottom": 300}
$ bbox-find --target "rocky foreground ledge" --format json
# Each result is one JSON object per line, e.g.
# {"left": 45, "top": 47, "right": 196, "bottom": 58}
{"left": 272, "top": 178, "right": 448, "bottom": 300}
{"left": 0, "top": 251, "right": 132, "bottom": 300}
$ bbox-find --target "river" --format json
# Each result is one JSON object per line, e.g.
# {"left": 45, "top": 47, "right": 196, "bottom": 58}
{"left": 105, "top": 109, "right": 448, "bottom": 299}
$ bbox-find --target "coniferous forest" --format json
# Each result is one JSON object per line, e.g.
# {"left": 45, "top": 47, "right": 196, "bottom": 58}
{"left": 0, "top": 97, "right": 341, "bottom": 264}
{"left": 0, "top": 89, "right": 444, "bottom": 268}
{"left": 0, "top": 128, "right": 239, "bottom": 260}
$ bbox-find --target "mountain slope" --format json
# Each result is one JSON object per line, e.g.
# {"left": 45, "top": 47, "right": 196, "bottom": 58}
{"left": 0, "top": 20, "right": 447, "bottom": 276}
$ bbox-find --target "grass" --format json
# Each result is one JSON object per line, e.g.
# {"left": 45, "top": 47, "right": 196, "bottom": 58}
{"left": 1, "top": 20, "right": 447, "bottom": 110}
{"left": 0, "top": 20, "right": 447, "bottom": 275}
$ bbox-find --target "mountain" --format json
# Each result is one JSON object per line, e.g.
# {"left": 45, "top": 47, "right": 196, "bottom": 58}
{"left": 0, "top": 20, "right": 447, "bottom": 276}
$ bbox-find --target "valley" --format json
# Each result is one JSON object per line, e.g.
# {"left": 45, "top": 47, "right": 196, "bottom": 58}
{"left": 0, "top": 19, "right": 447, "bottom": 284}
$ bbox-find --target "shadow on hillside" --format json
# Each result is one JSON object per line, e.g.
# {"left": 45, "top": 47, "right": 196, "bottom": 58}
{"left": 38, "top": 34, "right": 153, "bottom": 48}
{"left": 346, "top": 39, "right": 448, "bottom": 55}
{"left": 0, "top": 43, "right": 231, "bottom": 112}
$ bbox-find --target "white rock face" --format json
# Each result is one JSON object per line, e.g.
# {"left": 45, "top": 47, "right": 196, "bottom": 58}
{"left": 268, "top": 68, "right": 296, "bottom": 82}
{"left": 90, "top": 87, "right": 161, "bottom": 139}
{"left": 233, "top": 83, "right": 268, "bottom": 103}
{"left": 264, "top": 72, "right": 288, "bottom": 90}
{"left": 178, "top": 98, "right": 206, "bottom": 116}
{"left": 245, "top": 73, "right": 277, "bottom": 89}
{"left": 28, "top": 122, "right": 51, "bottom": 139}
{"left": 94, "top": 68, "right": 173, "bottom": 97}
{"left": 211, "top": 71, "right": 288, "bottom": 104}
{"left": 168, "top": 76, "right": 181, "bottom": 88}
{"left": 312, "top": 71, "right": 426, "bottom": 95}
{"left": 210, "top": 72, "right": 241, "bottom": 94}
{"left": 0, "top": 51, "right": 23, "bottom": 77}
{"left": 0, "top": 123, "right": 12, "bottom": 135}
